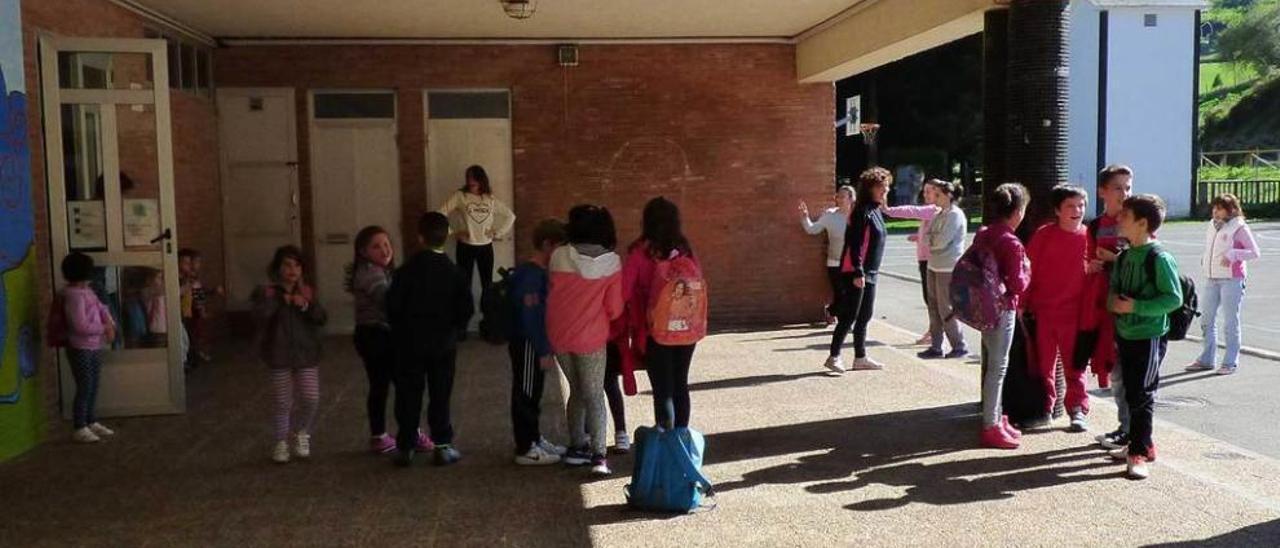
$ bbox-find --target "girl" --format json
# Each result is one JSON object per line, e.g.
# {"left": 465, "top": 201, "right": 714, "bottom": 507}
{"left": 346, "top": 226, "right": 432, "bottom": 454}
{"left": 969, "top": 183, "right": 1031, "bottom": 449}
{"left": 826, "top": 168, "right": 892, "bottom": 374}
{"left": 604, "top": 320, "right": 633, "bottom": 454}
{"left": 916, "top": 179, "right": 968, "bottom": 360}
{"left": 882, "top": 184, "right": 941, "bottom": 345}
{"left": 253, "top": 246, "right": 328, "bottom": 463}
{"left": 799, "top": 185, "right": 855, "bottom": 324}
{"left": 624, "top": 197, "right": 701, "bottom": 431}
{"left": 1187, "top": 193, "right": 1261, "bottom": 376}
{"left": 59, "top": 252, "right": 117, "bottom": 443}
{"left": 436, "top": 165, "right": 516, "bottom": 337}
{"left": 546, "top": 205, "right": 624, "bottom": 476}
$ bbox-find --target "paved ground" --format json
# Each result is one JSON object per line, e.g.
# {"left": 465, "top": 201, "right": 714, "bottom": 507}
{"left": 875, "top": 221, "right": 1280, "bottom": 459}
{"left": 4, "top": 318, "right": 1280, "bottom": 546}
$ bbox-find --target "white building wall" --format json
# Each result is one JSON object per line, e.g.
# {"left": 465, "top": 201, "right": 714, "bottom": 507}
{"left": 1102, "top": 7, "right": 1198, "bottom": 217}
{"left": 1068, "top": 0, "right": 1103, "bottom": 191}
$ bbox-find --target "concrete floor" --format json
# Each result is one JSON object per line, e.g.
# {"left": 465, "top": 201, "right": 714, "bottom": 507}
{"left": 4, "top": 320, "right": 1280, "bottom": 547}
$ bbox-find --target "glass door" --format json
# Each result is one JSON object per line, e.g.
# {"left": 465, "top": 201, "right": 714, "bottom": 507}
{"left": 40, "top": 36, "right": 184, "bottom": 416}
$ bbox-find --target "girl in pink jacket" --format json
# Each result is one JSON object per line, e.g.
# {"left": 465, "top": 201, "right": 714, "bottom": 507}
{"left": 1187, "top": 194, "right": 1262, "bottom": 375}
{"left": 58, "top": 253, "right": 118, "bottom": 443}
{"left": 546, "top": 205, "right": 624, "bottom": 476}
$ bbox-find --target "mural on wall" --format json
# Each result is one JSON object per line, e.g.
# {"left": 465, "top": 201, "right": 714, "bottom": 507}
{"left": 0, "top": 0, "right": 41, "bottom": 461}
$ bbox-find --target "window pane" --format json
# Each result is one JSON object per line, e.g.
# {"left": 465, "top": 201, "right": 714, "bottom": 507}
{"left": 313, "top": 92, "right": 396, "bottom": 119}
{"left": 62, "top": 104, "right": 107, "bottom": 251}
{"left": 427, "top": 91, "right": 510, "bottom": 119}
{"left": 57, "top": 52, "right": 154, "bottom": 90}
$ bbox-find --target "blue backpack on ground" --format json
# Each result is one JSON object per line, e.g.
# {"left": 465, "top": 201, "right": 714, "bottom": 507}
{"left": 625, "top": 426, "right": 714, "bottom": 513}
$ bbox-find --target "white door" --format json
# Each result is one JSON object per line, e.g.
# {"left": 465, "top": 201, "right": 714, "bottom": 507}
{"left": 216, "top": 88, "right": 300, "bottom": 311}
{"left": 309, "top": 91, "right": 402, "bottom": 334}
{"left": 425, "top": 91, "right": 515, "bottom": 329}
{"left": 40, "top": 36, "right": 185, "bottom": 416}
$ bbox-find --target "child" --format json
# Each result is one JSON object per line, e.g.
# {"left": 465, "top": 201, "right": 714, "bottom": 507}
{"left": 178, "top": 249, "right": 222, "bottom": 366}
{"left": 387, "top": 212, "right": 474, "bottom": 467}
{"left": 252, "top": 246, "right": 328, "bottom": 463}
{"left": 509, "top": 219, "right": 569, "bottom": 466}
{"left": 347, "top": 225, "right": 433, "bottom": 455}
{"left": 547, "top": 205, "right": 624, "bottom": 476}
{"left": 1187, "top": 194, "right": 1261, "bottom": 376}
{"left": 142, "top": 268, "right": 167, "bottom": 348}
{"left": 1087, "top": 165, "right": 1133, "bottom": 450}
{"left": 1108, "top": 194, "right": 1182, "bottom": 479}
{"left": 1025, "top": 184, "right": 1093, "bottom": 432}
{"left": 604, "top": 334, "right": 632, "bottom": 454}
{"left": 624, "top": 197, "right": 702, "bottom": 430}
{"left": 971, "top": 184, "right": 1031, "bottom": 449}
{"left": 59, "top": 252, "right": 117, "bottom": 443}
{"left": 882, "top": 185, "right": 939, "bottom": 345}
{"left": 799, "top": 185, "right": 855, "bottom": 324}
{"left": 914, "top": 179, "right": 967, "bottom": 360}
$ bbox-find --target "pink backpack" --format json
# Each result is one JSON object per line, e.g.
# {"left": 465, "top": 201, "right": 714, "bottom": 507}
{"left": 647, "top": 256, "right": 708, "bottom": 345}
{"left": 949, "top": 244, "right": 1005, "bottom": 331}
{"left": 45, "top": 294, "right": 68, "bottom": 348}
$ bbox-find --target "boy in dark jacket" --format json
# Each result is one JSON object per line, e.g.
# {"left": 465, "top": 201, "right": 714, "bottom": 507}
{"left": 509, "top": 219, "right": 567, "bottom": 466}
{"left": 388, "top": 212, "right": 474, "bottom": 467}
{"left": 1108, "top": 194, "right": 1182, "bottom": 480}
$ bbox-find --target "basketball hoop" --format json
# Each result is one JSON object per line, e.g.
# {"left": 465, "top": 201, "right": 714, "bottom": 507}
{"left": 859, "top": 123, "right": 880, "bottom": 145}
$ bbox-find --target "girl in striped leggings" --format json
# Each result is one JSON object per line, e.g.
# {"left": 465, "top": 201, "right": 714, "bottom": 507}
{"left": 252, "top": 246, "right": 328, "bottom": 463}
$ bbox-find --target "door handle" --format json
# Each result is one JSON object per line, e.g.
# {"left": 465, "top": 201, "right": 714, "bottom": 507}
{"left": 150, "top": 228, "right": 173, "bottom": 244}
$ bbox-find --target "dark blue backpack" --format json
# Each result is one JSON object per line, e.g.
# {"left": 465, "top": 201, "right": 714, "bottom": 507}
{"left": 625, "top": 426, "right": 714, "bottom": 513}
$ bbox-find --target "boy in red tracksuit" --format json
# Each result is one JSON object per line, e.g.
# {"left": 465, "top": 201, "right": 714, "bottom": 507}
{"left": 1025, "top": 184, "right": 1093, "bottom": 432}
{"left": 1086, "top": 165, "right": 1135, "bottom": 449}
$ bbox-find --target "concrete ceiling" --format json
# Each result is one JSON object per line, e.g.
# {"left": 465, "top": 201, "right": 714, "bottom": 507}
{"left": 129, "top": 0, "right": 865, "bottom": 40}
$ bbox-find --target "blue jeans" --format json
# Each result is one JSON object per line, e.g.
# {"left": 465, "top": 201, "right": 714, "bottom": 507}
{"left": 67, "top": 348, "right": 103, "bottom": 429}
{"left": 1197, "top": 278, "right": 1245, "bottom": 367}
{"left": 980, "top": 311, "right": 1016, "bottom": 428}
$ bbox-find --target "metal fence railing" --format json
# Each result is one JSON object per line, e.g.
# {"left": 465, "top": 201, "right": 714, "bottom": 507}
{"left": 1195, "top": 179, "right": 1280, "bottom": 214}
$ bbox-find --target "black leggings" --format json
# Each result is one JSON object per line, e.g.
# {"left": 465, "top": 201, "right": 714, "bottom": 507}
{"left": 917, "top": 260, "right": 929, "bottom": 305}
{"left": 829, "top": 276, "right": 878, "bottom": 359}
{"left": 605, "top": 343, "right": 626, "bottom": 433}
{"left": 456, "top": 242, "right": 495, "bottom": 294}
{"left": 646, "top": 338, "right": 696, "bottom": 430}
{"left": 354, "top": 325, "right": 395, "bottom": 436}
{"left": 825, "top": 267, "right": 846, "bottom": 317}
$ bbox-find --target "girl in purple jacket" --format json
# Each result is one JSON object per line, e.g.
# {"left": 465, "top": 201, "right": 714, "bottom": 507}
{"left": 59, "top": 253, "right": 118, "bottom": 443}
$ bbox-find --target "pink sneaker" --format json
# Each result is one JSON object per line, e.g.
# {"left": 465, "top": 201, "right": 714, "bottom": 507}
{"left": 980, "top": 425, "right": 1020, "bottom": 449}
{"left": 370, "top": 433, "right": 396, "bottom": 454}
{"left": 416, "top": 430, "right": 435, "bottom": 452}
{"left": 1000, "top": 415, "right": 1022, "bottom": 439}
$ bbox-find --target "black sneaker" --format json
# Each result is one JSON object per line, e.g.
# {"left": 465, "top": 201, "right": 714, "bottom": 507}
{"left": 393, "top": 449, "right": 415, "bottom": 468}
{"left": 917, "top": 349, "right": 945, "bottom": 359}
{"left": 563, "top": 448, "right": 592, "bottom": 466}
{"left": 1018, "top": 415, "right": 1053, "bottom": 431}
{"left": 433, "top": 445, "right": 462, "bottom": 466}
{"left": 944, "top": 347, "right": 969, "bottom": 360}
{"left": 1096, "top": 429, "right": 1129, "bottom": 450}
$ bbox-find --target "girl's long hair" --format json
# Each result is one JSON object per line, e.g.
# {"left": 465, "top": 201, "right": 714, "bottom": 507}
{"left": 461, "top": 165, "right": 493, "bottom": 195}
{"left": 636, "top": 196, "right": 693, "bottom": 259}
{"left": 344, "top": 225, "right": 393, "bottom": 293}
{"left": 268, "top": 245, "right": 307, "bottom": 284}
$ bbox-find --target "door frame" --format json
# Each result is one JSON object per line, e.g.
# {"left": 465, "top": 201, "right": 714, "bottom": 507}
{"left": 38, "top": 34, "right": 185, "bottom": 415}
{"left": 215, "top": 87, "right": 301, "bottom": 311}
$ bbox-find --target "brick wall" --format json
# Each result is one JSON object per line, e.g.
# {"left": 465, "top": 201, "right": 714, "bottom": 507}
{"left": 21, "top": 0, "right": 223, "bottom": 425}
{"left": 217, "top": 43, "right": 835, "bottom": 326}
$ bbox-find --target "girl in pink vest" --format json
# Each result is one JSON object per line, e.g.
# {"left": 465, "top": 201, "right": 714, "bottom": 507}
{"left": 1187, "top": 194, "right": 1261, "bottom": 375}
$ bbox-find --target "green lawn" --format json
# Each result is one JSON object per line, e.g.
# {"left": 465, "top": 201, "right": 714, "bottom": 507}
{"left": 1200, "top": 61, "right": 1259, "bottom": 95}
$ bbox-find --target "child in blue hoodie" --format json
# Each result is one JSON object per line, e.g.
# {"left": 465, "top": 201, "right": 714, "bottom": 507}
{"left": 509, "top": 219, "right": 569, "bottom": 466}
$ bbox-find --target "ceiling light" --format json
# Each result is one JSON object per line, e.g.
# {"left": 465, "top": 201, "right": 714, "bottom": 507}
{"left": 500, "top": 0, "right": 537, "bottom": 20}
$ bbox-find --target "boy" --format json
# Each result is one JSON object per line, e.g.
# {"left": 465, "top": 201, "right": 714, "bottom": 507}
{"left": 178, "top": 248, "right": 223, "bottom": 368}
{"left": 387, "top": 212, "right": 474, "bottom": 467}
{"left": 1109, "top": 194, "right": 1182, "bottom": 480}
{"left": 1025, "top": 185, "right": 1092, "bottom": 432}
{"left": 509, "top": 219, "right": 568, "bottom": 466}
{"left": 1088, "top": 165, "right": 1134, "bottom": 449}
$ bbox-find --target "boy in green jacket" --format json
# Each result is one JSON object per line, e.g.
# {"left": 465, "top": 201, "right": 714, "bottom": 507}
{"left": 1109, "top": 194, "right": 1183, "bottom": 480}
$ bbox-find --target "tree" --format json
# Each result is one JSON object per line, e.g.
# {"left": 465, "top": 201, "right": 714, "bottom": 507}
{"left": 1218, "top": 2, "right": 1280, "bottom": 71}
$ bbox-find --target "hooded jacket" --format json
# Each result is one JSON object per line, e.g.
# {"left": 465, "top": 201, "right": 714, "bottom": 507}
{"left": 546, "top": 244, "right": 624, "bottom": 355}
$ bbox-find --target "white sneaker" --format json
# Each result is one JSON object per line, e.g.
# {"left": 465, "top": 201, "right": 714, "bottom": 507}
{"left": 271, "top": 441, "right": 290, "bottom": 463}
{"left": 849, "top": 357, "right": 884, "bottom": 371}
{"left": 89, "top": 422, "right": 115, "bottom": 437}
{"left": 1108, "top": 446, "right": 1129, "bottom": 461}
{"left": 72, "top": 427, "right": 101, "bottom": 443}
{"left": 293, "top": 432, "right": 311, "bottom": 459}
{"left": 823, "top": 355, "right": 846, "bottom": 374}
{"left": 613, "top": 431, "right": 632, "bottom": 454}
{"left": 537, "top": 437, "right": 568, "bottom": 456}
{"left": 1126, "top": 456, "right": 1151, "bottom": 480}
{"left": 515, "top": 445, "right": 561, "bottom": 466}
{"left": 590, "top": 456, "right": 612, "bottom": 476}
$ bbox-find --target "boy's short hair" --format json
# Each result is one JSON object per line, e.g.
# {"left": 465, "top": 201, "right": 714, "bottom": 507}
{"left": 61, "top": 252, "right": 95, "bottom": 283}
{"left": 418, "top": 212, "right": 451, "bottom": 249}
{"left": 1123, "top": 194, "right": 1166, "bottom": 234}
{"left": 531, "top": 219, "right": 566, "bottom": 249}
{"left": 1050, "top": 184, "right": 1088, "bottom": 209}
{"left": 1210, "top": 193, "right": 1244, "bottom": 219}
{"left": 178, "top": 248, "right": 200, "bottom": 260}
{"left": 1098, "top": 164, "right": 1134, "bottom": 189}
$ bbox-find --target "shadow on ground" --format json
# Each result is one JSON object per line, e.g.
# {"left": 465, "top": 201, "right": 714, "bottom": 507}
{"left": 1144, "top": 518, "right": 1280, "bottom": 547}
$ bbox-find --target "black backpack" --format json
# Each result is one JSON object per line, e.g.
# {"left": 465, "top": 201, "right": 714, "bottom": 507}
{"left": 478, "top": 267, "right": 515, "bottom": 345}
{"left": 1119, "top": 244, "right": 1198, "bottom": 341}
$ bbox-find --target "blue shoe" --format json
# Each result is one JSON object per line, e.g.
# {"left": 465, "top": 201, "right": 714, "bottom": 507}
{"left": 917, "top": 348, "right": 944, "bottom": 359}
{"left": 945, "top": 347, "right": 969, "bottom": 360}
{"left": 563, "top": 447, "right": 592, "bottom": 466}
